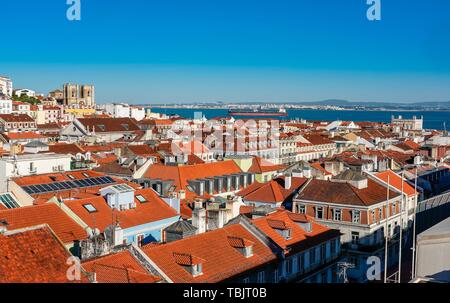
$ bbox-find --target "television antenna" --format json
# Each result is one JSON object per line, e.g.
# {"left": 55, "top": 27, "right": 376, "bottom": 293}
{"left": 337, "top": 262, "right": 355, "bottom": 283}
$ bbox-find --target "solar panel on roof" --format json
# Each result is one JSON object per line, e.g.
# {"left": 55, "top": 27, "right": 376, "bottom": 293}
{"left": 21, "top": 176, "right": 117, "bottom": 195}
{"left": 0, "top": 193, "right": 20, "bottom": 209}
{"left": 49, "top": 183, "right": 60, "bottom": 191}
{"left": 28, "top": 185, "right": 40, "bottom": 193}
{"left": 23, "top": 187, "right": 34, "bottom": 194}
{"left": 42, "top": 184, "right": 53, "bottom": 191}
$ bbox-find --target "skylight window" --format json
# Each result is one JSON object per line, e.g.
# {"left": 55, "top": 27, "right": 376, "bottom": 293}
{"left": 82, "top": 172, "right": 90, "bottom": 178}
{"left": 67, "top": 174, "right": 75, "bottom": 180}
{"left": 136, "top": 195, "right": 147, "bottom": 203}
{"left": 0, "top": 193, "right": 20, "bottom": 209}
{"left": 98, "top": 125, "right": 105, "bottom": 131}
{"left": 83, "top": 204, "right": 97, "bottom": 213}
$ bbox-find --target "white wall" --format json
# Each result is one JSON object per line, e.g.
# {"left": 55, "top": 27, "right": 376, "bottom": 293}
{"left": 0, "top": 154, "right": 72, "bottom": 191}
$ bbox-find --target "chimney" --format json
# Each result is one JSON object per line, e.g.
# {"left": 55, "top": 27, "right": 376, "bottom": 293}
{"left": 179, "top": 190, "right": 186, "bottom": 199}
{"left": 285, "top": 173, "right": 292, "bottom": 190}
{"left": 113, "top": 223, "right": 123, "bottom": 246}
{"left": 192, "top": 204, "right": 206, "bottom": 234}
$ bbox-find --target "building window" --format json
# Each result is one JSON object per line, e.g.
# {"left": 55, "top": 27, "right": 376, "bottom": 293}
{"left": 298, "top": 204, "right": 306, "bottom": 214}
{"left": 316, "top": 207, "right": 324, "bottom": 219}
{"left": 371, "top": 210, "right": 376, "bottom": 223}
{"left": 298, "top": 253, "right": 304, "bottom": 273}
{"left": 273, "top": 269, "right": 278, "bottom": 283}
{"left": 310, "top": 247, "right": 318, "bottom": 265}
{"left": 257, "top": 271, "right": 265, "bottom": 283}
{"left": 285, "top": 259, "right": 293, "bottom": 275}
{"left": 351, "top": 231, "right": 360, "bottom": 244}
{"left": 352, "top": 210, "right": 360, "bottom": 224}
{"left": 330, "top": 239, "right": 336, "bottom": 255}
{"left": 333, "top": 209, "right": 342, "bottom": 221}
{"left": 378, "top": 208, "right": 383, "bottom": 220}
{"left": 136, "top": 234, "right": 144, "bottom": 246}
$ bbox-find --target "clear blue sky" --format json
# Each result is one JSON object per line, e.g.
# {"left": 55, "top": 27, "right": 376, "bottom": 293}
{"left": 1, "top": 0, "right": 450, "bottom": 104}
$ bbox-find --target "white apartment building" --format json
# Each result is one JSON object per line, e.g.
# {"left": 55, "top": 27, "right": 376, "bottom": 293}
{"left": 104, "top": 103, "right": 146, "bottom": 121}
{"left": 0, "top": 153, "right": 72, "bottom": 192}
{"left": 13, "top": 88, "right": 36, "bottom": 98}
{"left": 0, "top": 99, "right": 12, "bottom": 114}
{"left": 0, "top": 76, "right": 13, "bottom": 97}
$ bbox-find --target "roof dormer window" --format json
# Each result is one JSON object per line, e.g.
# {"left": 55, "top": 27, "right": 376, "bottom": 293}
{"left": 228, "top": 236, "right": 254, "bottom": 258}
{"left": 267, "top": 219, "right": 292, "bottom": 240}
{"left": 173, "top": 252, "right": 204, "bottom": 277}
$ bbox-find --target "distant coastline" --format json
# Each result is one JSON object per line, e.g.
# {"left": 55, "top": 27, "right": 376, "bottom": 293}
{"left": 146, "top": 107, "right": 450, "bottom": 131}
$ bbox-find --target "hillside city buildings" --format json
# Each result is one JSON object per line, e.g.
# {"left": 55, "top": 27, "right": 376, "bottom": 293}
{"left": 0, "top": 75, "right": 450, "bottom": 283}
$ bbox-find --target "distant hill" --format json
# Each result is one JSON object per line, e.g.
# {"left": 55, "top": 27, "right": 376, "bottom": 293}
{"left": 292, "top": 99, "right": 450, "bottom": 108}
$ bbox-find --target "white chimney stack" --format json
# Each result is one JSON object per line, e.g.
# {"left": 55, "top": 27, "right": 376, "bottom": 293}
{"left": 192, "top": 203, "right": 206, "bottom": 234}
{"left": 285, "top": 173, "right": 292, "bottom": 190}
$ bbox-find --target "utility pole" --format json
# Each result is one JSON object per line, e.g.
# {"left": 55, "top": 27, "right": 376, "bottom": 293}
{"left": 384, "top": 175, "right": 390, "bottom": 283}
{"left": 411, "top": 167, "right": 418, "bottom": 280}
{"left": 398, "top": 171, "right": 405, "bottom": 283}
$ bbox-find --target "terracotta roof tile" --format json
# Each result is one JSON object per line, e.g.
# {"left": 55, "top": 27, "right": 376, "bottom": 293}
{"left": 0, "top": 203, "right": 88, "bottom": 244}
{"left": 252, "top": 210, "right": 340, "bottom": 254}
{"left": 64, "top": 188, "right": 178, "bottom": 232}
{"left": 82, "top": 250, "right": 161, "bottom": 283}
{"left": 142, "top": 223, "right": 277, "bottom": 283}
{"left": 297, "top": 178, "right": 399, "bottom": 207}
{"left": 0, "top": 226, "right": 89, "bottom": 283}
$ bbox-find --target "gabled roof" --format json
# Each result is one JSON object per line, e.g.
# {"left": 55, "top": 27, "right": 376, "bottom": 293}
{"left": 247, "top": 157, "right": 286, "bottom": 174}
{"left": 1, "top": 132, "right": 46, "bottom": 141}
{"left": 303, "top": 134, "right": 334, "bottom": 146}
{"left": 127, "top": 144, "right": 155, "bottom": 157}
{"left": 374, "top": 170, "right": 417, "bottom": 197}
{"left": 297, "top": 178, "right": 399, "bottom": 207}
{"left": 64, "top": 188, "right": 178, "bottom": 232}
{"left": 0, "top": 225, "right": 89, "bottom": 283}
{"left": 77, "top": 117, "right": 140, "bottom": 133}
{"left": 252, "top": 210, "right": 340, "bottom": 254}
{"left": 237, "top": 177, "right": 307, "bottom": 204}
{"left": 0, "top": 113, "right": 35, "bottom": 122}
{"left": 0, "top": 203, "right": 88, "bottom": 244}
{"left": 141, "top": 223, "right": 277, "bottom": 283}
{"left": 48, "top": 143, "right": 84, "bottom": 154}
{"left": 142, "top": 161, "right": 243, "bottom": 191}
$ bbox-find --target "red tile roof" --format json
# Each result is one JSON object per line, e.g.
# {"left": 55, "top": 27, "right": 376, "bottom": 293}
{"left": 252, "top": 210, "right": 340, "bottom": 254}
{"left": 303, "top": 134, "right": 334, "bottom": 146}
{"left": 374, "top": 170, "right": 417, "bottom": 197}
{"left": 64, "top": 188, "right": 178, "bottom": 232}
{"left": 1, "top": 132, "right": 46, "bottom": 141}
{"left": 127, "top": 144, "right": 156, "bottom": 157}
{"left": 77, "top": 117, "right": 140, "bottom": 133}
{"left": 0, "top": 203, "right": 88, "bottom": 244}
{"left": 141, "top": 223, "right": 277, "bottom": 283}
{"left": 247, "top": 157, "right": 286, "bottom": 174}
{"left": 403, "top": 140, "right": 422, "bottom": 151}
{"left": 297, "top": 178, "right": 399, "bottom": 207}
{"left": 0, "top": 113, "right": 35, "bottom": 122}
{"left": 0, "top": 225, "right": 89, "bottom": 283}
{"left": 82, "top": 250, "right": 161, "bottom": 283}
{"left": 48, "top": 143, "right": 84, "bottom": 154}
{"left": 237, "top": 177, "right": 307, "bottom": 204}
{"left": 142, "top": 161, "right": 243, "bottom": 191}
